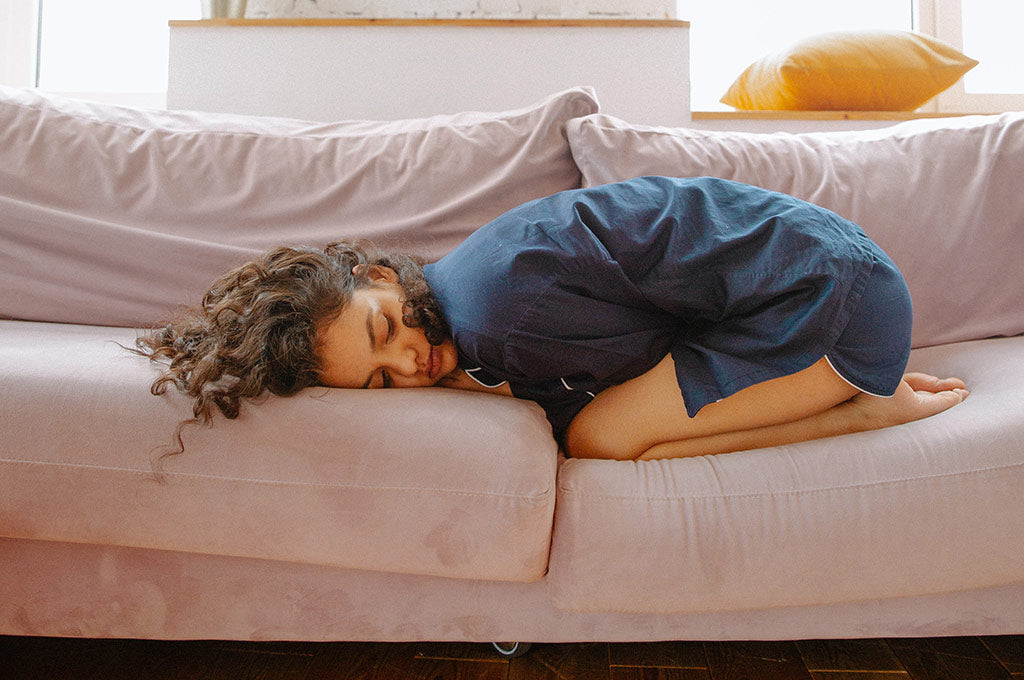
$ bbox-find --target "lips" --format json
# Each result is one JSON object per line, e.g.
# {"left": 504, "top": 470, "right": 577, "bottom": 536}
{"left": 427, "top": 345, "right": 439, "bottom": 381}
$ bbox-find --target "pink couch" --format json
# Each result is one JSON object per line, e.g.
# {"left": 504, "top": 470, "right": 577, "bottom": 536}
{"left": 1, "top": 85, "right": 1022, "bottom": 644}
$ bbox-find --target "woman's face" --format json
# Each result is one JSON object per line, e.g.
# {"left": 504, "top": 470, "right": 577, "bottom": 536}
{"left": 317, "top": 271, "right": 459, "bottom": 390}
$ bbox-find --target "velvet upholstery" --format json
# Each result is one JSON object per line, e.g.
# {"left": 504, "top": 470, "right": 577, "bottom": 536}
{"left": 2, "top": 537, "right": 1022, "bottom": 641}
{"left": 1, "top": 87, "right": 1021, "bottom": 643}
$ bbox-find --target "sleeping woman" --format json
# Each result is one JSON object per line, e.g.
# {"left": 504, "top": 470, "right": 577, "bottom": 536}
{"left": 137, "top": 176, "right": 968, "bottom": 459}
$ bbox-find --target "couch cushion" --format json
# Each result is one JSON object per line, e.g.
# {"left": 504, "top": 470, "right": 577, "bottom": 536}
{"left": 0, "top": 85, "right": 598, "bottom": 327}
{"left": 0, "top": 321, "right": 559, "bottom": 582}
{"left": 567, "top": 112, "right": 1024, "bottom": 348}
{"left": 548, "top": 336, "right": 1024, "bottom": 613}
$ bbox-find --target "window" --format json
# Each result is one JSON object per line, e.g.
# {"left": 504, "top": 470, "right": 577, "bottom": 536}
{"left": 32, "top": 0, "right": 199, "bottom": 107}
{"left": 927, "top": 0, "right": 1024, "bottom": 112}
{"left": 680, "top": 0, "right": 911, "bottom": 111}
{"left": 5, "top": 1, "right": 1021, "bottom": 113}
{"left": 680, "top": 0, "right": 1024, "bottom": 113}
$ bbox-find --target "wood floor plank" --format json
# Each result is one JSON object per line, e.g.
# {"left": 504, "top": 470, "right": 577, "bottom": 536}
{"left": 609, "top": 641, "right": 707, "bottom": 669}
{"left": 610, "top": 667, "right": 710, "bottom": 680}
{"left": 705, "top": 640, "right": 813, "bottom": 680}
{"left": 304, "top": 641, "right": 424, "bottom": 680}
{"left": 0, "top": 637, "right": 216, "bottom": 680}
{"left": 406, "top": 656, "right": 509, "bottom": 680}
{"left": 192, "top": 642, "right": 316, "bottom": 679}
{"left": 413, "top": 641, "right": 511, "bottom": 661}
{"left": 508, "top": 642, "right": 609, "bottom": 680}
{"left": 982, "top": 636, "right": 1024, "bottom": 674}
{"left": 796, "top": 639, "right": 905, "bottom": 672}
{"left": 807, "top": 673, "right": 908, "bottom": 680}
{"left": 888, "top": 637, "right": 1013, "bottom": 680}
{"left": 914, "top": 636, "right": 1006, "bottom": 661}
{"left": 4, "top": 635, "right": 1023, "bottom": 680}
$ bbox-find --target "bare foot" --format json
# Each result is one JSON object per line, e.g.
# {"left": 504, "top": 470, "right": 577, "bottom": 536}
{"left": 845, "top": 373, "right": 969, "bottom": 430}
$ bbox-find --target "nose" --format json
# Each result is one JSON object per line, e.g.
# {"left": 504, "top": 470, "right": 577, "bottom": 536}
{"left": 386, "top": 351, "right": 420, "bottom": 378}
{"left": 382, "top": 332, "right": 429, "bottom": 386}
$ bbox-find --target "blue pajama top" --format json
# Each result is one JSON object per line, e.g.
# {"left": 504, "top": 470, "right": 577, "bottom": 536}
{"left": 422, "top": 176, "right": 881, "bottom": 442}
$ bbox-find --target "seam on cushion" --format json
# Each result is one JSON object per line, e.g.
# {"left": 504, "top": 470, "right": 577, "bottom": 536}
{"left": 549, "top": 579, "right": 1024, "bottom": 616}
{"left": 556, "top": 459, "right": 1024, "bottom": 501}
{"left": 592, "top": 115, "right": 1014, "bottom": 148}
{"left": 0, "top": 458, "right": 552, "bottom": 503}
{"left": 2, "top": 91, "right": 597, "bottom": 141}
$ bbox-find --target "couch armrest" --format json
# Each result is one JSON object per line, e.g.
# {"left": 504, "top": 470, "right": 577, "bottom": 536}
{"left": 0, "top": 321, "right": 559, "bottom": 582}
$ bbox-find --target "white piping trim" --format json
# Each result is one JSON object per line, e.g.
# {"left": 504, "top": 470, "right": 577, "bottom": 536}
{"left": 464, "top": 366, "right": 507, "bottom": 389}
{"left": 560, "top": 377, "right": 595, "bottom": 398}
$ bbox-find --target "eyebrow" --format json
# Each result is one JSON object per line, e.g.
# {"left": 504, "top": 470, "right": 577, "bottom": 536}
{"left": 361, "top": 308, "right": 376, "bottom": 389}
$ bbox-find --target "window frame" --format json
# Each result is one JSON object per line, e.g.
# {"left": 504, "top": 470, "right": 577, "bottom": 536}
{"left": 916, "top": 0, "right": 1024, "bottom": 113}
{"left": 0, "top": 0, "right": 38, "bottom": 88}
{"left": 12, "top": 0, "right": 197, "bottom": 108}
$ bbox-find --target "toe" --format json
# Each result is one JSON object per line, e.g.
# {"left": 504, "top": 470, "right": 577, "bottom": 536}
{"left": 903, "top": 373, "right": 967, "bottom": 393}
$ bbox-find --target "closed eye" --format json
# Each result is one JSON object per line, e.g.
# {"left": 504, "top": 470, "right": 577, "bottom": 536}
{"left": 379, "top": 314, "right": 395, "bottom": 388}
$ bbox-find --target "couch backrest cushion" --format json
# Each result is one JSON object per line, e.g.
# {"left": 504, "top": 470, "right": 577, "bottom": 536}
{"left": 568, "top": 112, "right": 1024, "bottom": 348}
{"left": 0, "top": 85, "right": 598, "bottom": 327}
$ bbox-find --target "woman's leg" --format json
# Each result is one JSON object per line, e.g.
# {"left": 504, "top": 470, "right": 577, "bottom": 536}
{"left": 636, "top": 373, "right": 967, "bottom": 459}
{"left": 564, "top": 354, "right": 967, "bottom": 460}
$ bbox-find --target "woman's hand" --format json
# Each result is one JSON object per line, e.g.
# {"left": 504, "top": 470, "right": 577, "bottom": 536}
{"left": 436, "top": 367, "right": 477, "bottom": 390}
{"left": 436, "top": 367, "right": 515, "bottom": 397}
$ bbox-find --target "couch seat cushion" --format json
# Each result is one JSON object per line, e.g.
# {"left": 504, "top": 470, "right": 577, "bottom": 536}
{"left": 0, "top": 321, "right": 559, "bottom": 582}
{"left": 548, "top": 336, "right": 1024, "bottom": 613}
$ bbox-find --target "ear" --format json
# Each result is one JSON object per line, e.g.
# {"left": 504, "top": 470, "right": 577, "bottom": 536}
{"left": 352, "top": 263, "right": 399, "bottom": 284}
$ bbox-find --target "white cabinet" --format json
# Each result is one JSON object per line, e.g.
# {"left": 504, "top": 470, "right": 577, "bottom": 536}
{"left": 168, "top": 19, "right": 690, "bottom": 124}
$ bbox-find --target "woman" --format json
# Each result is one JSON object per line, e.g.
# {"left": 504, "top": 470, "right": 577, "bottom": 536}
{"left": 139, "top": 176, "right": 967, "bottom": 459}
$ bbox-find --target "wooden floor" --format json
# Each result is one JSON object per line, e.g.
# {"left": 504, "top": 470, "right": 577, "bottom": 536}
{"left": 2, "top": 635, "right": 1023, "bottom": 680}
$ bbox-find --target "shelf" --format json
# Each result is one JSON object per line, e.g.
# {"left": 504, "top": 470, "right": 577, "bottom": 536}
{"left": 691, "top": 110, "right": 985, "bottom": 121}
{"left": 169, "top": 18, "right": 689, "bottom": 28}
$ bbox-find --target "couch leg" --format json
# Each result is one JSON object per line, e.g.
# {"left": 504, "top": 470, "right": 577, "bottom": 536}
{"left": 492, "top": 641, "right": 532, "bottom": 658}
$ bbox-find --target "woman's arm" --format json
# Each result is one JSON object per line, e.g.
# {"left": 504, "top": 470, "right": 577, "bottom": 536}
{"left": 636, "top": 373, "right": 968, "bottom": 460}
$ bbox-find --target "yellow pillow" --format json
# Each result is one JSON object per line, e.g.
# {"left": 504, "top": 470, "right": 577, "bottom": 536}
{"left": 721, "top": 30, "right": 978, "bottom": 111}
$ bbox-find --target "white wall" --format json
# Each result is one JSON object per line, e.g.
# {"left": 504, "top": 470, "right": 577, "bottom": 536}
{"left": 244, "top": 0, "right": 675, "bottom": 19}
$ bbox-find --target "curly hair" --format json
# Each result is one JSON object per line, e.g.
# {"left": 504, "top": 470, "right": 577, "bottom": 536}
{"left": 135, "top": 240, "right": 449, "bottom": 455}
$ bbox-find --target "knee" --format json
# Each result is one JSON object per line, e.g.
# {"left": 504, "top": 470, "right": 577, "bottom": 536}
{"left": 564, "top": 412, "right": 645, "bottom": 460}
